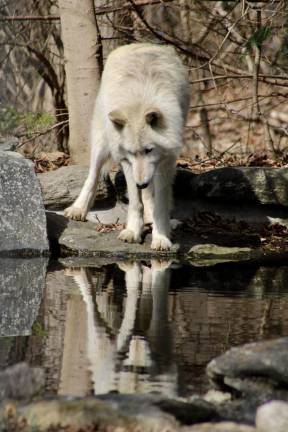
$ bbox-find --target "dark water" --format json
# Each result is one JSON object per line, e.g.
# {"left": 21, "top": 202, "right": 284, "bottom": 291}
{"left": 1, "top": 258, "right": 288, "bottom": 398}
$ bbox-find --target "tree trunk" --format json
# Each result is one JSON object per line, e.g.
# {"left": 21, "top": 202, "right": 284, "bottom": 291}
{"left": 58, "top": 0, "right": 101, "bottom": 165}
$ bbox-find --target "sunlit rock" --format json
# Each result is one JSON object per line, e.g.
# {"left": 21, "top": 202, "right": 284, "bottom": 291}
{"left": 0, "top": 151, "right": 48, "bottom": 256}
{"left": 207, "top": 337, "right": 288, "bottom": 389}
{"left": 38, "top": 165, "right": 115, "bottom": 210}
{"left": 256, "top": 401, "right": 288, "bottom": 432}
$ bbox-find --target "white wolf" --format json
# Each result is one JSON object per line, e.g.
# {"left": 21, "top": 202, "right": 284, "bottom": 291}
{"left": 64, "top": 43, "right": 190, "bottom": 250}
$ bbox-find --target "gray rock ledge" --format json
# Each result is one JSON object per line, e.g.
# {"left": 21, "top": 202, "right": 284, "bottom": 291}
{"left": 188, "top": 166, "right": 288, "bottom": 207}
{"left": 47, "top": 211, "right": 288, "bottom": 263}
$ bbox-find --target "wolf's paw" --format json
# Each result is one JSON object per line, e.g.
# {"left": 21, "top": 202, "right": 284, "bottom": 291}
{"left": 151, "top": 235, "right": 172, "bottom": 251}
{"left": 151, "top": 259, "right": 173, "bottom": 271}
{"left": 118, "top": 229, "right": 141, "bottom": 243}
{"left": 117, "top": 261, "right": 136, "bottom": 272}
{"left": 64, "top": 206, "right": 87, "bottom": 221}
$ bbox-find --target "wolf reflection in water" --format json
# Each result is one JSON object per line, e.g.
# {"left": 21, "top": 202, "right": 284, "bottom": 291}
{"left": 61, "top": 261, "right": 176, "bottom": 396}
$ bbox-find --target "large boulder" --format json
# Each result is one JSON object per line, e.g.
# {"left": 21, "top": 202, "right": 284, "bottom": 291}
{"left": 37, "top": 165, "right": 116, "bottom": 209}
{"left": 110, "top": 167, "right": 288, "bottom": 207}
{"left": 207, "top": 337, "right": 288, "bottom": 391}
{"left": 188, "top": 167, "right": 288, "bottom": 207}
{"left": 0, "top": 152, "right": 48, "bottom": 256}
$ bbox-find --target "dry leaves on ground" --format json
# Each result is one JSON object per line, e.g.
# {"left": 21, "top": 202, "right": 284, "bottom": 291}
{"left": 179, "top": 212, "right": 288, "bottom": 250}
{"left": 94, "top": 222, "right": 125, "bottom": 233}
{"left": 34, "top": 151, "right": 70, "bottom": 173}
{"left": 177, "top": 153, "right": 288, "bottom": 174}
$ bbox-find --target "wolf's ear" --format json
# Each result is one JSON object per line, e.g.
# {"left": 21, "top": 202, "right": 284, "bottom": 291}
{"left": 108, "top": 110, "right": 126, "bottom": 130}
{"left": 145, "top": 109, "right": 164, "bottom": 129}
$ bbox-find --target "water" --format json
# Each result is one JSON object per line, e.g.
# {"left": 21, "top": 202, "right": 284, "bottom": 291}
{"left": 1, "top": 258, "right": 288, "bottom": 398}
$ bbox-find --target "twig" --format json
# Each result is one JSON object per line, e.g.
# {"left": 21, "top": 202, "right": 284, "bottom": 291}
{"left": 0, "top": 0, "right": 175, "bottom": 21}
{"left": 17, "top": 120, "right": 68, "bottom": 146}
{"left": 92, "top": 1, "right": 104, "bottom": 75}
{"left": 127, "top": 0, "right": 209, "bottom": 61}
{"left": 254, "top": 9, "right": 276, "bottom": 157}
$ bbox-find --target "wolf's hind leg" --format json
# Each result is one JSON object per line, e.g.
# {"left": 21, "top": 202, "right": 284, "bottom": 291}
{"left": 64, "top": 131, "right": 109, "bottom": 221}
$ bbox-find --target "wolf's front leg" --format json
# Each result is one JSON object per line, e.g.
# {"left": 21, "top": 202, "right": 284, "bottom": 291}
{"left": 64, "top": 131, "right": 108, "bottom": 221}
{"left": 150, "top": 164, "right": 174, "bottom": 251}
{"left": 118, "top": 161, "right": 144, "bottom": 243}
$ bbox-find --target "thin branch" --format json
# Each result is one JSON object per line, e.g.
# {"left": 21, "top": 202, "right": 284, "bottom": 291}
{"left": 0, "top": 15, "right": 60, "bottom": 21}
{"left": 0, "top": 0, "right": 175, "bottom": 21}
{"left": 127, "top": 0, "right": 209, "bottom": 61}
{"left": 17, "top": 120, "right": 69, "bottom": 146}
{"left": 92, "top": 1, "right": 104, "bottom": 76}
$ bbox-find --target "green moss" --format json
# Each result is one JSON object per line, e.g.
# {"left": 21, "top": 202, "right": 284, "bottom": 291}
{"left": 23, "top": 112, "right": 54, "bottom": 137}
{"left": 0, "top": 105, "right": 54, "bottom": 136}
{"left": 32, "top": 321, "right": 48, "bottom": 337}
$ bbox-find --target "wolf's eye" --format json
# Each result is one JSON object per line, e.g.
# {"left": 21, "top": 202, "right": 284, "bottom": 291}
{"left": 112, "top": 120, "right": 125, "bottom": 131}
{"left": 144, "top": 148, "right": 153, "bottom": 154}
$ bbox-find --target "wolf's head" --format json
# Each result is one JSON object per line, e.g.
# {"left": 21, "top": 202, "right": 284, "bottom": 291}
{"left": 109, "top": 106, "right": 174, "bottom": 189}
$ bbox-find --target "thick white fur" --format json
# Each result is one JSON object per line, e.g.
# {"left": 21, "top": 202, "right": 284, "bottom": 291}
{"left": 64, "top": 43, "right": 190, "bottom": 250}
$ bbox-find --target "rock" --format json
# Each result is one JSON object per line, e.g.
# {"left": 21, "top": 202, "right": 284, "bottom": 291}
{"left": 182, "top": 421, "right": 256, "bottom": 431}
{"left": 203, "top": 390, "right": 231, "bottom": 405}
{"left": 100, "top": 394, "right": 220, "bottom": 426}
{"left": 0, "top": 152, "right": 49, "bottom": 256}
{"left": 256, "top": 401, "right": 288, "bottom": 432}
{"left": 113, "top": 168, "right": 198, "bottom": 202}
{"left": 207, "top": 337, "right": 288, "bottom": 389}
{"left": 46, "top": 211, "right": 288, "bottom": 261}
{"left": 0, "top": 258, "right": 48, "bottom": 336}
{"left": 0, "top": 363, "right": 44, "bottom": 401}
{"left": 47, "top": 212, "right": 179, "bottom": 258}
{"left": 186, "top": 242, "right": 288, "bottom": 267}
{"left": 13, "top": 397, "right": 179, "bottom": 432}
{"left": 153, "top": 397, "right": 220, "bottom": 425}
{"left": 189, "top": 167, "right": 288, "bottom": 207}
{"left": 187, "top": 244, "right": 254, "bottom": 264}
{"left": 0, "top": 136, "right": 19, "bottom": 152}
{"left": 38, "top": 165, "right": 116, "bottom": 209}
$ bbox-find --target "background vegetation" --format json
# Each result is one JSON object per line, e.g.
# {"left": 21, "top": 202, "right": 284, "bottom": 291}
{"left": 1, "top": 0, "right": 288, "bottom": 168}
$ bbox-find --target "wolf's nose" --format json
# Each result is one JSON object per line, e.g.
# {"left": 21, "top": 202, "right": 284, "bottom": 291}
{"left": 136, "top": 182, "right": 149, "bottom": 189}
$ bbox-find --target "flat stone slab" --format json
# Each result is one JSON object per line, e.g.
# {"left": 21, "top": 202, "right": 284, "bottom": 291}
{"left": 47, "top": 212, "right": 179, "bottom": 258}
{"left": 47, "top": 212, "right": 288, "bottom": 263}
{"left": 0, "top": 152, "right": 49, "bottom": 256}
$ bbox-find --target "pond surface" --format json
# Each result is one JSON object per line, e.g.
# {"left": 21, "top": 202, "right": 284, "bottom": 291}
{"left": 1, "top": 258, "right": 288, "bottom": 398}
